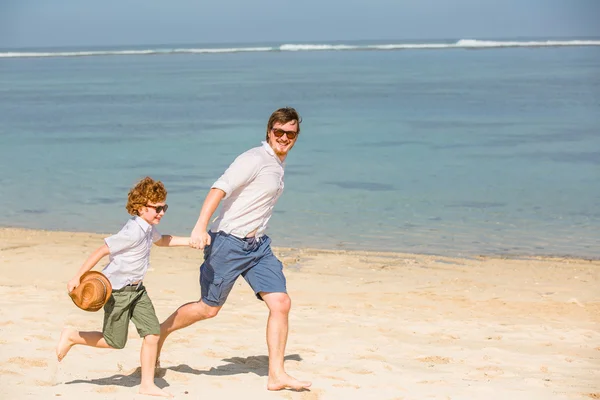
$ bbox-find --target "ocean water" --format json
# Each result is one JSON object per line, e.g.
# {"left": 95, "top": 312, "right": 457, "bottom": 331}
{"left": 1, "top": 39, "right": 599, "bottom": 258}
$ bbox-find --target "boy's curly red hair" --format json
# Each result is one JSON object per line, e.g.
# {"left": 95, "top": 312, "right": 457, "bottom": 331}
{"left": 126, "top": 177, "right": 167, "bottom": 216}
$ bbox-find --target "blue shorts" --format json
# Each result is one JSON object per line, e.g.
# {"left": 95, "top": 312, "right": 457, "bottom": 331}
{"left": 200, "top": 231, "right": 287, "bottom": 307}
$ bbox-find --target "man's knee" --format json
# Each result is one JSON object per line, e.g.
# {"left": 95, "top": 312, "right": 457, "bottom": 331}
{"left": 264, "top": 293, "right": 291, "bottom": 314}
{"left": 198, "top": 301, "right": 221, "bottom": 319}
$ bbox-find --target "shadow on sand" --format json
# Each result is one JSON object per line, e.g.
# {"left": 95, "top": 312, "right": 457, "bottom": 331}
{"left": 158, "top": 354, "right": 303, "bottom": 378}
{"left": 65, "top": 354, "right": 303, "bottom": 388}
{"left": 65, "top": 367, "right": 169, "bottom": 388}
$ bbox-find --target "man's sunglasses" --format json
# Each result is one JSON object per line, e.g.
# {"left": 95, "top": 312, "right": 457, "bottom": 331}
{"left": 271, "top": 128, "right": 298, "bottom": 140}
{"left": 146, "top": 204, "right": 168, "bottom": 213}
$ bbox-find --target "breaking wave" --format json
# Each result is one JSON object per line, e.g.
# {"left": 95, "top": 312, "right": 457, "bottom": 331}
{"left": 1, "top": 39, "right": 599, "bottom": 59}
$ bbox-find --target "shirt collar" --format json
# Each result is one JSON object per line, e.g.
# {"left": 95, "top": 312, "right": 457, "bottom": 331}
{"left": 261, "top": 141, "right": 285, "bottom": 166}
{"left": 133, "top": 216, "right": 151, "bottom": 232}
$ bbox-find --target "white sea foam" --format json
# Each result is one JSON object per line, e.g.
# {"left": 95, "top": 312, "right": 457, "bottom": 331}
{"left": 178, "top": 47, "right": 273, "bottom": 54}
{"left": 456, "top": 39, "right": 600, "bottom": 48}
{"left": 279, "top": 44, "right": 359, "bottom": 51}
{"left": 1, "top": 39, "right": 599, "bottom": 58}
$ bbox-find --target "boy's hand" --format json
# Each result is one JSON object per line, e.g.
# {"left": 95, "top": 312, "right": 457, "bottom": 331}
{"left": 190, "top": 230, "right": 211, "bottom": 250}
{"left": 67, "top": 276, "right": 81, "bottom": 293}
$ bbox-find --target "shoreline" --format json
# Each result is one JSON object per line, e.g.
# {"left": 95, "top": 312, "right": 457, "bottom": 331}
{"left": 2, "top": 226, "right": 598, "bottom": 262}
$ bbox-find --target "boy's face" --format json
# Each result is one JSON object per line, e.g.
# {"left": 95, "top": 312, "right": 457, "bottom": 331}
{"left": 138, "top": 201, "right": 167, "bottom": 225}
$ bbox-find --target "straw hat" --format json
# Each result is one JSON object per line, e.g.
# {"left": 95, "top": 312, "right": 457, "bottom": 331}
{"left": 69, "top": 271, "right": 112, "bottom": 312}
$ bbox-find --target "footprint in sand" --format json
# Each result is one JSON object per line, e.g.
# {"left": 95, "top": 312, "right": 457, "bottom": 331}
{"left": 299, "top": 389, "right": 324, "bottom": 400}
{"left": 8, "top": 357, "right": 48, "bottom": 368}
{"left": 96, "top": 387, "right": 118, "bottom": 393}
{"left": 418, "top": 380, "right": 447, "bottom": 385}
{"left": 471, "top": 365, "right": 504, "bottom": 379}
{"left": 333, "top": 383, "right": 361, "bottom": 389}
{"left": 0, "top": 369, "right": 21, "bottom": 376}
{"left": 322, "top": 374, "right": 345, "bottom": 382}
{"left": 30, "top": 334, "right": 53, "bottom": 341}
{"left": 34, "top": 380, "right": 55, "bottom": 386}
{"left": 168, "top": 373, "right": 190, "bottom": 383}
{"left": 349, "top": 368, "right": 373, "bottom": 375}
{"left": 416, "top": 356, "right": 451, "bottom": 365}
{"left": 203, "top": 350, "right": 220, "bottom": 358}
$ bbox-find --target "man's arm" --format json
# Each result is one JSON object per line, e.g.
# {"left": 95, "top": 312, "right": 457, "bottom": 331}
{"left": 153, "top": 235, "right": 191, "bottom": 247}
{"left": 67, "top": 244, "right": 110, "bottom": 292}
{"left": 190, "top": 188, "right": 225, "bottom": 249}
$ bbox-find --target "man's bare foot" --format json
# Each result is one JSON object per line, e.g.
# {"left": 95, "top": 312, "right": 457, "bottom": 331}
{"left": 139, "top": 383, "right": 172, "bottom": 398}
{"left": 56, "top": 328, "right": 75, "bottom": 361}
{"left": 267, "top": 373, "right": 312, "bottom": 391}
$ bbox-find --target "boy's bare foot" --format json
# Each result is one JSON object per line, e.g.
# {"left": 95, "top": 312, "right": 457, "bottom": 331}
{"left": 56, "top": 329, "right": 75, "bottom": 361}
{"left": 139, "top": 383, "right": 173, "bottom": 398}
{"left": 267, "top": 373, "right": 311, "bottom": 391}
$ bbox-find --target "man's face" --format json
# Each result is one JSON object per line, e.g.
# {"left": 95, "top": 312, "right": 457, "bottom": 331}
{"left": 267, "top": 120, "right": 299, "bottom": 161}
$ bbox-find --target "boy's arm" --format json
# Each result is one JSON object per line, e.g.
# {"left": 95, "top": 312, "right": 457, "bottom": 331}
{"left": 67, "top": 244, "right": 110, "bottom": 292}
{"left": 190, "top": 188, "right": 225, "bottom": 249}
{"left": 154, "top": 235, "right": 191, "bottom": 247}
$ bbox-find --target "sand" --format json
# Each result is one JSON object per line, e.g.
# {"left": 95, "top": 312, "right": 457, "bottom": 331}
{"left": 0, "top": 227, "right": 598, "bottom": 399}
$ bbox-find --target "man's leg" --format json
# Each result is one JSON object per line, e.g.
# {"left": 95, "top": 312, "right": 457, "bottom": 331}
{"left": 157, "top": 300, "right": 221, "bottom": 360}
{"left": 56, "top": 329, "right": 113, "bottom": 361}
{"left": 158, "top": 232, "right": 241, "bottom": 363}
{"left": 261, "top": 292, "right": 311, "bottom": 391}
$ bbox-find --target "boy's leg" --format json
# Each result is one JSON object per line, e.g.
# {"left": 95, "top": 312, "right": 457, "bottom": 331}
{"left": 140, "top": 334, "right": 171, "bottom": 397}
{"left": 56, "top": 291, "right": 133, "bottom": 361}
{"left": 56, "top": 329, "right": 112, "bottom": 361}
{"left": 130, "top": 289, "right": 172, "bottom": 397}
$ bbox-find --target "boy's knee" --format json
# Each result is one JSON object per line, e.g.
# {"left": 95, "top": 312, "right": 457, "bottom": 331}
{"left": 143, "top": 334, "right": 160, "bottom": 344}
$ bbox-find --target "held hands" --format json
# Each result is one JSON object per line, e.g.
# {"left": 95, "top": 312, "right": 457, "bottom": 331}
{"left": 67, "top": 276, "right": 81, "bottom": 293}
{"left": 190, "top": 229, "right": 211, "bottom": 250}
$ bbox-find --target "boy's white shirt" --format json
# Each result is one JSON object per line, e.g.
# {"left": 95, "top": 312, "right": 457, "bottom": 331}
{"left": 102, "top": 216, "right": 161, "bottom": 289}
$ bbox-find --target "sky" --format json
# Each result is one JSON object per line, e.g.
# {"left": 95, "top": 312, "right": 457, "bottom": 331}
{"left": 1, "top": 0, "right": 599, "bottom": 49}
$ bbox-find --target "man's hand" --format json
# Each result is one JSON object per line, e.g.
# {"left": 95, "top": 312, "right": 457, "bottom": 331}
{"left": 190, "top": 229, "right": 211, "bottom": 250}
{"left": 67, "top": 276, "right": 80, "bottom": 293}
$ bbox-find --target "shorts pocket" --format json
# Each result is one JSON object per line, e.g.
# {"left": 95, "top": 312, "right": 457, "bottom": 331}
{"left": 207, "top": 275, "right": 224, "bottom": 304}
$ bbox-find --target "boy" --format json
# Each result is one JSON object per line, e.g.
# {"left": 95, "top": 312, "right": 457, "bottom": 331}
{"left": 56, "top": 176, "right": 189, "bottom": 398}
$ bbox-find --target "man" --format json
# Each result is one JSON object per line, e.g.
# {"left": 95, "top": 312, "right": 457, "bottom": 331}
{"left": 158, "top": 107, "right": 311, "bottom": 391}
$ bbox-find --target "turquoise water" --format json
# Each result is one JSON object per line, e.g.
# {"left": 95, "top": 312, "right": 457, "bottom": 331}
{"left": 1, "top": 40, "right": 599, "bottom": 258}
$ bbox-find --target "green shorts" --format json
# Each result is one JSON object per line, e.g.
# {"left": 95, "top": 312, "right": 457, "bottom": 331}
{"left": 102, "top": 285, "right": 160, "bottom": 349}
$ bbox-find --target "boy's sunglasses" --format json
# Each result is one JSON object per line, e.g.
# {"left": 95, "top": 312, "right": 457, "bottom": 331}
{"left": 146, "top": 204, "right": 168, "bottom": 213}
{"left": 271, "top": 128, "right": 298, "bottom": 140}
